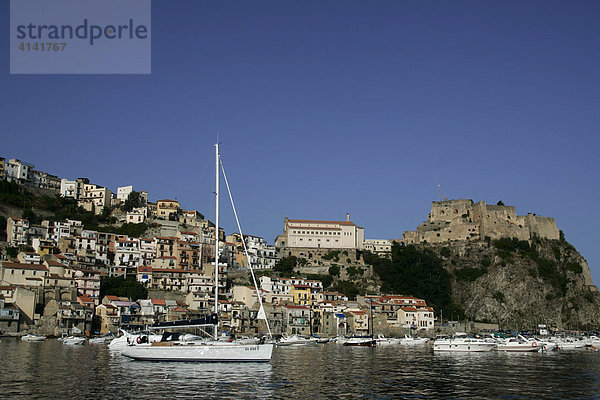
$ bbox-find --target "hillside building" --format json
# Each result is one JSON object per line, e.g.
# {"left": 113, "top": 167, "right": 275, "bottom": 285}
{"left": 275, "top": 216, "right": 364, "bottom": 251}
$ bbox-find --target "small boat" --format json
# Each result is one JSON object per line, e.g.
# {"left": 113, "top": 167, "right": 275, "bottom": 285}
{"left": 433, "top": 333, "right": 496, "bottom": 352}
{"left": 375, "top": 334, "right": 400, "bottom": 346}
{"left": 343, "top": 336, "right": 377, "bottom": 347}
{"left": 89, "top": 336, "right": 112, "bottom": 345}
{"left": 399, "top": 335, "right": 429, "bottom": 346}
{"left": 554, "top": 337, "right": 587, "bottom": 350}
{"left": 21, "top": 334, "right": 46, "bottom": 342}
{"left": 497, "top": 336, "right": 541, "bottom": 352}
{"left": 62, "top": 336, "right": 86, "bottom": 345}
{"left": 520, "top": 336, "right": 557, "bottom": 352}
{"left": 277, "top": 335, "right": 318, "bottom": 346}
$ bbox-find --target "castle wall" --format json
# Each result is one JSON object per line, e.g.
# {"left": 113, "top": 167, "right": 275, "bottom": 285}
{"left": 429, "top": 200, "right": 474, "bottom": 223}
{"left": 403, "top": 199, "right": 560, "bottom": 244}
{"left": 473, "top": 201, "right": 529, "bottom": 241}
{"left": 524, "top": 214, "right": 560, "bottom": 240}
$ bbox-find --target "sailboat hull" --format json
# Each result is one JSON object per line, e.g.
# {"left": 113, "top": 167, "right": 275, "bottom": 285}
{"left": 121, "top": 343, "right": 274, "bottom": 362}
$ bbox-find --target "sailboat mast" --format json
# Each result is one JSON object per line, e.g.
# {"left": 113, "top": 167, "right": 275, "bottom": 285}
{"left": 214, "top": 142, "right": 220, "bottom": 339}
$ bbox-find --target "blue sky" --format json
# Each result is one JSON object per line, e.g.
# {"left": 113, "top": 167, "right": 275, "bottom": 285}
{"left": 2, "top": 1, "right": 600, "bottom": 282}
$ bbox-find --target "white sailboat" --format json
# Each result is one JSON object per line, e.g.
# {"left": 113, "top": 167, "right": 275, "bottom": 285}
{"left": 122, "top": 143, "right": 274, "bottom": 362}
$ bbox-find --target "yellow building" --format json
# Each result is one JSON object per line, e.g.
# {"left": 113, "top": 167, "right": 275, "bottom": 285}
{"left": 156, "top": 199, "right": 180, "bottom": 220}
{"left": 291, "top": 284, "right": 311, "bottom": 306}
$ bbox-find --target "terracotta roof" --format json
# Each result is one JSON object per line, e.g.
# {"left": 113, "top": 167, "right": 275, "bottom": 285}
{"left": 157, "top": 256, "right": 176, "bottom": 259}
{"left": 349, "top": 310, "right": 366, "bottom": 315}
{"left": 401, "top": 306, "right": 418, "bottom": 312}
{"left": 293, "top": 284, "right": 311, "bottom": 289}
{"left": 151, "top": 299, "right": 166, "bottom": 305}
{"left": 288, "top": 219, "right": 357, "bottom": 226}
{"left": 1, "top": 262, "right": 48, "bottom": 271}
{"left": 49, "top": 273, "right": 71, "bottom": 280}
{"left": 157, "top": 199, "right": 178, "bottom": 203}
{"left": 288, "top": 226, "right": 342, "bottom": 230}
{"left": 151, "top": 268, "right": 190, "bottom": 273}
{"left": 78, "top": 295, "right": 94, "bottom": 303}
{"left": 284, "top": 305, "right": 309, "bottom": 309}
{"left": 138, "top": 266, "right": 153, "bottom": 273}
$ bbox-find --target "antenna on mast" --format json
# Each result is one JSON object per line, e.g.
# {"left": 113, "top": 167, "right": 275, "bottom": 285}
{"left": 437, "top": 184, "right": 441, "bottom": 201}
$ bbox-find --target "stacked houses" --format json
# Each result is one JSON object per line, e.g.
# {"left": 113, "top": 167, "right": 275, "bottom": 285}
{"left": 0, "top": 157, "right": 429, "bottom": 336}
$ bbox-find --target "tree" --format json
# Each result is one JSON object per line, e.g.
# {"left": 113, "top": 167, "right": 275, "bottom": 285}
{"left": 5, "top": 246, "right": 19, "bottom": 258}
{"left": 21, "top": 208, "right": 39, "bottom": 224}
{"left": 334, "top": 280, "right": 360, "bottom": 300}
{"left": 497, "top": 200, "right": 505, "bottom": 206}
{"left": 100, "top": 276, "right": 148, "bottom": 301}
{"left": 274, "top": 256, "right": 297, "bottom": 276}
{"left": 370, "top": 243, "right": 461, "bottom": 315}
{"left": 122, "top": 191, "right": 143, "bottom": 212}
{"left": 328, "top": 264, "right": 340, "bottom": 276}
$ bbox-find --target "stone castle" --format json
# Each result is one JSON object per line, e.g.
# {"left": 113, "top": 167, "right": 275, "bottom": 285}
{"left": 402, "top": 199, "right": 560, "bottom": 245}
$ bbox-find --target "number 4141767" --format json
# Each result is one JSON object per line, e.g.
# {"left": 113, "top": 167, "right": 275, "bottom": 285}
{"left": 18, "top": 42, "right": 66, "bottom": 51}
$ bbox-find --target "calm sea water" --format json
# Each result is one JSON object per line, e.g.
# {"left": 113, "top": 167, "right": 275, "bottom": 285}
{"left": 2, "top": 338, "right": 600, "bottom": 399}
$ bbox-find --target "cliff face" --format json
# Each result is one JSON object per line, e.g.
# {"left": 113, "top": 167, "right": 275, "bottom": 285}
{"left": 423, "top": 237, "right": 600, "bottom": 330}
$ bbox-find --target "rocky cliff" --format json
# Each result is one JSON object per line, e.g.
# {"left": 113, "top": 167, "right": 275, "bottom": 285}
{"left": 422, "top": 235, "right": 600, "bottom": 330}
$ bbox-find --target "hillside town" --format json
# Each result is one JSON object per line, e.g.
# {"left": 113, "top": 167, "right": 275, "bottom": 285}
{"left": 0, "top": 157, "right": 436, "bottom": 338}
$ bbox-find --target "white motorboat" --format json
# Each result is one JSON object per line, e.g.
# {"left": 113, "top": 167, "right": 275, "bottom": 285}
{"left": 399, "top": 335, "right": 429, "bottom": 346}
{"left": 520, "top": 336, "right": 557, "bottom": 352}
{"left": 343, "top": 336, "right": 377, "bottom": 346}
{"left": 497, "top": 336, "right": 541, "bottom": 352}
{"left": 433, "top": 333, "right": 496, "bottom": 352}
{"left": 21, "top": 334, "right": 46, "bottom": 342}
{"left": 375, "top": 334, "right": 400, "bottom": 346}
{"left": 62, "top": 336, "right": 86, "bottom": 345}
{"left": 585, "top": 336, "right": 600, "bottom": 348}
{"left": 277, "top": 335, "right": 318, "bottom": 346}
{"left": 121, "top": 143, "right": 274, "bottom": 363}
{"left": 554, "top": 337, "right": 587, "bottom": 350}
{"left": 89, "top": 336, "right": 113, "bottom": 345}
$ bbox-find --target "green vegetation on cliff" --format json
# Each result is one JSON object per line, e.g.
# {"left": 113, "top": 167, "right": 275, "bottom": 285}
{"left": 0, "top": 180, "right": 151, "bottom": 237}
{"left": 100, "top": 276, "right": 148, "bottom": 301}
{"left": 366, "top": 243, "right": 462, "bottom": 316}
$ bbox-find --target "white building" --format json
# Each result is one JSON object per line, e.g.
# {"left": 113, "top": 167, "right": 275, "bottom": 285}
{"left": 115, "top": 238, "right": 142, "bottom": 277}
{"left": 363, "top": 239, "right": 393, "bottom": 257}
{"left": 79, "top": 184, "right": 113, "bottom": 215}
{"left": 4, "top": 159, "right": 34, "bottom": 183}
{"left": 117, "top": 185, "right": 133, "bottom": 203}
{"left": 6, "top": 218, "right": 30, "bottom": 246}
{"left": 42, "top": 220, "right": 71, "bottom": 244}
{"left": 60, "top": 178, "right": 89, "bottom": 200}
{"left": 275, "top": 216, "right": 365, "bottom": 250}
{"left": 126, "top": 207, "right": 147, "bottom": 224}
